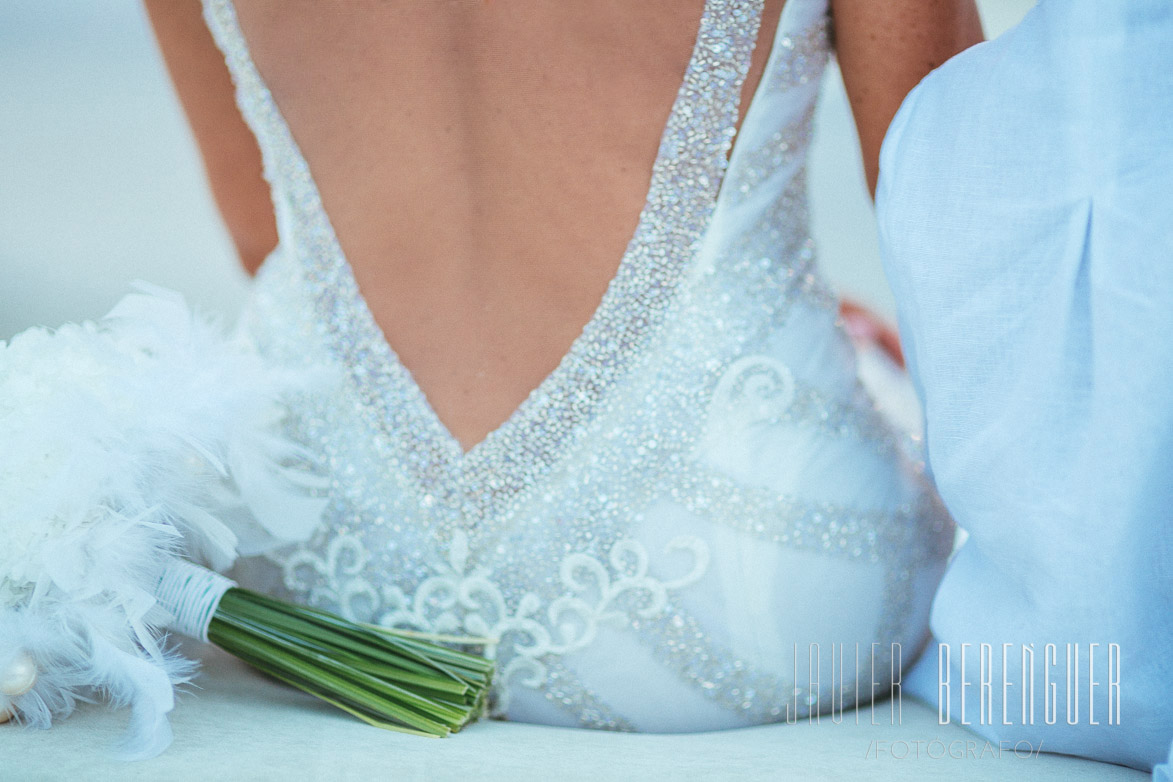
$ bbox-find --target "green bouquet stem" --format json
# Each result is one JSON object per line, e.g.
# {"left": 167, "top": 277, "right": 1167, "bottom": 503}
{"left": 206, "top": 588, "right": 495, "bottom": 737}
{"left": 154, "top": 559, "right": 496, "bottom": 738}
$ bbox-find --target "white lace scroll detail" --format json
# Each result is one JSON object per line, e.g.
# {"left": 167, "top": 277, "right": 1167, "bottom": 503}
{"left": 278, "top": 531, "right": 711, "bottom": 714}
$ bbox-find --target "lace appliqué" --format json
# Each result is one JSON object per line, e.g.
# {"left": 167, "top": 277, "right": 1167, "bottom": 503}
{"left": 278, "top": 531, "right": 711, "bottom": 722}
{"left": 207, "top": 0, "right": 955, "bottom": 733}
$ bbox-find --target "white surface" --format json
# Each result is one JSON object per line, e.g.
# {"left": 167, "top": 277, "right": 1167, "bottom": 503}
{"left": 0, "top": 643, "right": 1146, "bottom": 781}
{"left": 0, "top": 0, "right": 1035, "bottom": 340}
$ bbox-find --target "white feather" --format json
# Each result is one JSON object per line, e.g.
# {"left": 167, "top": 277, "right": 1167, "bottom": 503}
{"left": 0, "top": 282, "right": 330, "bottom": 758}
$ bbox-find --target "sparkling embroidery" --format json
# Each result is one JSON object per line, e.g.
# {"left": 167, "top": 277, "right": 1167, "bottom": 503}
{"left": 704, "top": 354, "right": 900, "bottom": 454}
{"left": 664, "top": 463, "right": 952, "bottom": 564}
{"left": 204, "top": 0, "right": 767, "bottom": 529}
{"left": 277, "top": 528, "right": 711, "bottom": 722}
{"left": 722, "top": 13, "right": 829, "bottom": 206}
{"left": 633, "top": 600, "right": 818, "bottom": 721}
{"left": 540, "top": 659, "right": 638, "bottom": 732}
{"left": 204, "top": 0, "right": 957, "bottom": 733}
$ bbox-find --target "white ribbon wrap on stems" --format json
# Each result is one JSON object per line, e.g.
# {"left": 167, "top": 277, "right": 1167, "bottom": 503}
{"left": 154, "top": 560, "right": 236, "bottom": 643}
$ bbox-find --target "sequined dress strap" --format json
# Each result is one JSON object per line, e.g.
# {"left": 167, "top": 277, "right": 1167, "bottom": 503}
{"left": 201, "top": 0, "right": 768, "bottom": 528}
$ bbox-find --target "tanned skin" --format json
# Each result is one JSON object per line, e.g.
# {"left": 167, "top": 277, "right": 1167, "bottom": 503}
{"left": 145, "top": 0, "right": 981, "bottom": 450}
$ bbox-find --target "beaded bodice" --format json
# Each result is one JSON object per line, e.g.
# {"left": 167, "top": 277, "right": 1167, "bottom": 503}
{"left": 203, "top": 0, "right": 953, "bottom": 731}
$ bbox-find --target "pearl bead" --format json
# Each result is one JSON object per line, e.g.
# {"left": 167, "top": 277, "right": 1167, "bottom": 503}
{"left": 0, "top": 652, "right": 37, "bottom": 698}
{"left": 0, "top": 693, "right": 12, "bottom": 724}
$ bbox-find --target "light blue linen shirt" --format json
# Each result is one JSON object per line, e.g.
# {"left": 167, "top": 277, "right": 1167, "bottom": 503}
{"left": 876, "top": 0, "right": 1173, "bottom": 771}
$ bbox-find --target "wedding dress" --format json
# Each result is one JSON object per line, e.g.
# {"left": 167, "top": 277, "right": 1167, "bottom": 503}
{"left": 202, "top": 0, "right": 954, "bottom": 731}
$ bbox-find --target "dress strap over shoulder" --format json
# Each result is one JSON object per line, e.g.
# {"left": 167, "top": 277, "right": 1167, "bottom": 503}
{"left": 200, "top": 0, "right": 773, "bottom": 524}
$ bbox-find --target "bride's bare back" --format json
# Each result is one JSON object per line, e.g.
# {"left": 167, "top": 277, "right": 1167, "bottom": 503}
{"left": 147, "top": 0, "right": 979, "bottom": 450}
{"left": 230, "top": 0, "right": 780, "bottom": 452}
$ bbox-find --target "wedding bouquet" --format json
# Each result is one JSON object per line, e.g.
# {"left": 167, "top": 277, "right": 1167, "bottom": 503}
{"left": 0, "top": 284, "right": 492, "bottom": 759}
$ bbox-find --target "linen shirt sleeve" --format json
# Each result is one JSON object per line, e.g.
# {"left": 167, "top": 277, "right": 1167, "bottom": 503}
{"left": 875, "top": 0, "right": 1173, "bottom": 771}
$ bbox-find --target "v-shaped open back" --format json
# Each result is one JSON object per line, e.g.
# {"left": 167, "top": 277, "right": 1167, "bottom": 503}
{"left": 205, "top": 0, "right": 957, "bottom": 734}
{"left": 204, "top": 0, "right": 769, "bottom": 518}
